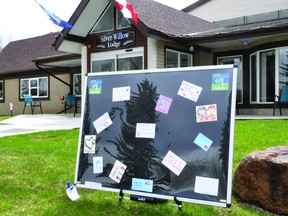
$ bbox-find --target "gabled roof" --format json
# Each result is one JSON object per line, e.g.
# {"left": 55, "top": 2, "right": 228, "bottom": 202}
{"left": 0, "top": 33, "right": 74, "bottom": 75}
{"left": 127, "top": 0, "right": 218, "bottom": 36}
{"left": 55, "top": 0, "right": 219, "bottom": 53}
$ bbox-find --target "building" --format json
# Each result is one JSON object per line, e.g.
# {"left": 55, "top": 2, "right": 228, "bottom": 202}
{"left": 0, "top": 33, "right": 81, "bottom": 115}
{"left": 182, "top": 0, "right": 288, "bottom": 115}
{"left": 1, "top": 0, "right": 288, "bottom": 115}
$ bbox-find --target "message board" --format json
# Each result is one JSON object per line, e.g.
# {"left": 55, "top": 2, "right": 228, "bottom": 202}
{"left": 75, "top": 65, "right": 237, "bottom": 208}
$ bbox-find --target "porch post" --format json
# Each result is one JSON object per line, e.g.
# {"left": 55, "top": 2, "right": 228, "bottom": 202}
{"left": 81, "top": 46, "right": 88, "bottom": 108}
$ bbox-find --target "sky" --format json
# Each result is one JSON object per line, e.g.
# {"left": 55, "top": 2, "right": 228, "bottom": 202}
{"left": 0, "top": 0, "right": 195, "bottom": 48}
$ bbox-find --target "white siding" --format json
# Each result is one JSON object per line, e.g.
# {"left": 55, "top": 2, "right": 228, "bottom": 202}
{"left": 188, "top": 0, "right": 288, "bottom": 22}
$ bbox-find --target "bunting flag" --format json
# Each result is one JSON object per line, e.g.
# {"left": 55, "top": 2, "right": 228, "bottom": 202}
{"left": 114, "top": 0, "right": 138, "bottom": 24}
{"left": 35, "top": 0, "right": 73, "bottom": 28}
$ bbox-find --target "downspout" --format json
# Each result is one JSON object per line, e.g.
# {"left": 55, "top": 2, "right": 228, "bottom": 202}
{"left": 35, "top": 63, "right": 73, "bottom": 114}
{"left": 35, "top": 63, "right": 72, "bottom": 90}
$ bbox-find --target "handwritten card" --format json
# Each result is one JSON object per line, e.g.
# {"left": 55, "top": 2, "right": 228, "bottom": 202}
{"left": 162, "top": 150, "right": 187, "bottom": 176}
{"left": 196, "top": 104, "right": 217, "bottom": 123}
{"left": 132, "top": 178, "right": 153, "bottom": 193}
{"left": 135, "top": 123, "right": 156, "bottom": 139}
{"left": 84, "top": 135, "right": 96, "bottom": 154}
{"left": 109, "top": 160, "right": 127, "bottom": 183}
{"left": 155, "top": 95, "right": 173, "bottom": 114}
{"left": 112, "top": 86, "right": 130, "bottom": 102}
{"left": 194, "top": 133, "right": 213, "bottom": 151}
{"left": 177, "top": 80, "right": 202, "bottom": 102}
{"left": 195, "top": 176, "right": 219, "bottom": 196}
{"left": 93, "top": 157, "right": 103, "bottom": 173}
{"left": 93, "top": 112, "right": 113, "bottom": 134}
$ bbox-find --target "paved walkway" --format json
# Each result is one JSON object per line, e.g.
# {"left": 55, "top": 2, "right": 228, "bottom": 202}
{"left": 0, "top": 114, "right": 81, "bottom": 137}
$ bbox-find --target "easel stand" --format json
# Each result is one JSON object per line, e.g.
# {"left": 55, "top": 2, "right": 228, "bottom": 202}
{"left": 118, "top": 190, "right": 183, "bottom": 211}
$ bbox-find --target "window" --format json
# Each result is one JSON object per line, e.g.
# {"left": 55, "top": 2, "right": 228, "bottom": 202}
{"left": 166, "top": 49, "right": 192, "bottom": 68}
{"left": 279, "top": 48, "right": 288, "bottom": 87}
{"left": 91, "top": 4, "right": 114, "bottom": 33}
{"left": 250, "top": 47, "right": 288, "bottom": 103}
{"left": 73, "top": 74, "right": 82, "bottom": 96}
{"left": 91, "top": 47, "right": 144, "bottom": 72}
{"left": 20, "top": 77, "right": 48, "bottom": 98}
{"left": 117, "top": 10, "right": 130, "bottom": 29}
{"left": 91, "top": 5, "right": 130, "bottom": 34}
{"left": 217, "top": 56, "right": 243, "bottom": 103}
{"left": 0, "top": 80, "right": 3, "bottom": 101}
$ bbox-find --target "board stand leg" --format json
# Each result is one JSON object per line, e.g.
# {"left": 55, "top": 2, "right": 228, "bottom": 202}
{"left": 174, "top": 197, "right": 182, "bottom": 211}
{"left": 119, "top": 189, "right": 124, "bottom": 202}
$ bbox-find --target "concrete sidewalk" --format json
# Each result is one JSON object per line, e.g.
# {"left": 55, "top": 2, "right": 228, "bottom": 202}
{"left": 0, "top": 114, "right": 81, "bottom": 137}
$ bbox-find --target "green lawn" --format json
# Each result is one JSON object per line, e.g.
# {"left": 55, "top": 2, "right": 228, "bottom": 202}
{"left": 0, "top": 120, "right": 287, "bottom": 215}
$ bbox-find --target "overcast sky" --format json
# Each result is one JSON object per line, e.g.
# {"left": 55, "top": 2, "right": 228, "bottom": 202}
{"left": 0, "top": 0, "right": 195, "bottom": 47}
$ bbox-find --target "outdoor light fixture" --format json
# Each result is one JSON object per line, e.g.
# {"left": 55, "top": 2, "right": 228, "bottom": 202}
{"left": 189, "top": 45, "right": 194, "bottom": 52}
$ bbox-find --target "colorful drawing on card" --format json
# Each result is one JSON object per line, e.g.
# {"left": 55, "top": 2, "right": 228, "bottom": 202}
{"left": 89, "top": 79, "right": 102, "bottom": 94}
{"left": 177, "top": 80, "right": 202, "bottom": 102}
{"left": 135, "top": 123, "right": 156, "bottom": 139}
{"left": 155, "top": 95, "right": 173, "bottom": 114}
{"left": 93, "top": 112, "right": 113, "bottom": 134}
{"left": 93, "top": 157, "right": 103, "bottom": 173}
{"left": 162, "top": 150, "right": 187, "bottom": 176}
{"left": 109, "top": 160, "right": 127, "bottom": 183}
{"left": 194, "top": 176, "right": 219, "bottom": 196}
{"left": 84, "top": 135, "right": 96, "bottom": 154}
{"left": 211, "top": 73, "right": 230, "bottom": 91}
{"left": 194, "top": 133, "right": 213, "bottom": 151}
{"left": 196, "top": 104, "right": 217, "bottom": 123}
{"left": 112, "top": 86, "right": 130, "bottom": 102}
{"left": 131, "top": 178, "right": 153, "bottom": 193}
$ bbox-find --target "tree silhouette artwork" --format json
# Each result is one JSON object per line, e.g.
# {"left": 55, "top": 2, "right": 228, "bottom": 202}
{"left": 104, "top": 79, "right": 171, "bottom": 193}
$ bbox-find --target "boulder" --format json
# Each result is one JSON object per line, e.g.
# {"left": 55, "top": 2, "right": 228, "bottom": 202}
{"left": 233, "top": 146, "right": 288, "bottom": 215}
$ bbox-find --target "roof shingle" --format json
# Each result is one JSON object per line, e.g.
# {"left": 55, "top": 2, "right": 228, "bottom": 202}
{"left": 0, "top": 33, "right": 65, "bottom": 75}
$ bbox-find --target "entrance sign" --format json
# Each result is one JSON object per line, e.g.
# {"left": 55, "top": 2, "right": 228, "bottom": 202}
{"left": 75, "top": 65, "right": 237, "bottom": 208}
{"left": 96, "top": 31, "right": 135, "bottom": 50}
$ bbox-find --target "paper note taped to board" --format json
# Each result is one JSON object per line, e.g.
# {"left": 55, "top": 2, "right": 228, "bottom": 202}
{"left": 109, "top": 160, "right": 127, "bottom": 183}
{"left": 84, "top": 135, "right": 96, "bottom": 154}
{"left": 162, "top": 150, "right": 187, "bottom": 176}
{"left": 93, "top": 112, "right": 113, "bottom": 134}
{"left": 112, "top": 86, "right": 130, "bottom": 102}
{"left": 177, "top": 80, "right": 202, "bottom": 102}
{"left": 135, "top": 123, "right": 156, "bottom": 139}
{"left": 194, "top": 176, "right": 219, "bottom": 196}
{"left": 155, "top": 95, "right": 173, "bottom": 114}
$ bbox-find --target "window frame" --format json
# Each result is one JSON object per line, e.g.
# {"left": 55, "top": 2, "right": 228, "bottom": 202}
{"left": 217, "top": 55, "right": 243, "bottom": 104}
{"left": 73, "top": 73, "right": 82, "bottom": 97}
{"left": 165, "top": 49, "right": 193, "bottom": 68}
{"left": 249, "top": 46, "right": 288, "bottom": 104}
{"left": 20, "top": 77, "right": 49, "bottom": 99}
{"left": 90, "top": 4, "right": 131, "bottom": 34}
{"left": 0, "top": 80, "right": 4, "bottom": 101}
{"left": 91, "top": 47, "right": 144, "bottom": 72}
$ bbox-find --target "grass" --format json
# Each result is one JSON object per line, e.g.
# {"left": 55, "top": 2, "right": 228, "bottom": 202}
{"left": 0, "top": 120, "right": 287, "bottom": 215}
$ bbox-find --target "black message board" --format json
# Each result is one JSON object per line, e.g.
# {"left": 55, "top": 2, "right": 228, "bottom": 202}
{"left": 75, "top": 65, "right": 237, "bottom": 207}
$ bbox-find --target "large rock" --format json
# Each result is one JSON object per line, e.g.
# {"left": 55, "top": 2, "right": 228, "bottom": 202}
{"left": 233, "top": 146, "right": 288, "bottom": 215}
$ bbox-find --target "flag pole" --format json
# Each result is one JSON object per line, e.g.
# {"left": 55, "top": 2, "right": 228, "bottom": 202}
{"left": 34, "top": 0, "right": 64, "bottom": 36}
